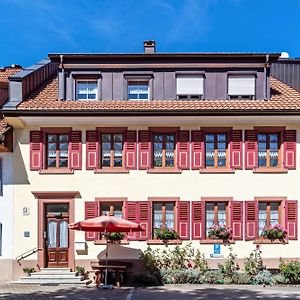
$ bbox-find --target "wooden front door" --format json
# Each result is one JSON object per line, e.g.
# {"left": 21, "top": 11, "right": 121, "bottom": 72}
{"left": 45, "top": 204, "right": 69, "bottom": 268}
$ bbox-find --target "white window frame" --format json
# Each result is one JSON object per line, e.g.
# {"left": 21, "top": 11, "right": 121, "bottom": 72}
{"left": 127, "top": 80, "right": 150, "bottom": 100}
{"left": 176, "top": 75, "right": 204, "bottom": 100}
{"left": 228, "top": 76, "right": 256, "bottom": 99}
{"left": 75, "top": 80, "right": 98, "bottom": 100}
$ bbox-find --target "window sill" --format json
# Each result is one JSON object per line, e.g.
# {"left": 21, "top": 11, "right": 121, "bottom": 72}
{"left": 94, "top": 168, "right": 130, "bottom": 174}
{"left": 253, "top": 239, "right": 288, "bottom": 244}
{"left": 200, "top": 168, "right": 235, "bottom": 174}
{"left": 147, "top": 239, "right": 182, "bottom": 245}
{"left": 253, "top": 168, "right": 288, "bottom": 174}
{"left": 200, "top": 239, "right": 235, "bottom": 244}
{"left": 147, "top": 168, "right": 182, "bottom": 174}
{"left": 94, "top": 239, "right": 130, "bottom": 245}
{"left": 39, "top": 168, "right": 74, "bottom": 174}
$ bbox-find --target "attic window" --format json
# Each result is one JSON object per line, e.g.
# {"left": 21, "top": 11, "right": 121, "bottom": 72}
{"left": 228, "top": 76, "right": 255, "bottom": 100}
{"left": 176, "top": 75, "right": 204, "bottom": 100}
{"left": 76, "top": 80, "right": 98, "bottom": 100}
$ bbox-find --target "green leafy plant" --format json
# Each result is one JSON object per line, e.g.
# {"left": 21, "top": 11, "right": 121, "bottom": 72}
{"left": 207, "top": 224, "right": 232, "bottom": 241}
{"left": 244, "top": 246, "right": 264, "bottom": 280}
{"left": 272, "top": 274, "right": 287, "bottom": 285}
{"left": 231, "top": 272, "right": 251, "bottom": 285}
{"left": 193, "top": 249, "right": 208, "bottom": 273}
{"left": 103, "top": 232, "right": 125, "bottom": 242}
{"left": 254, "top": 270, "right": 274, "bottom": 285}
{"left": 75, "top": 266, "right": 85, "bottom": 275}
{"left": 161, "top": 269, "right": 204, "bottom": 284}
{"left": 261, "top": 224, "right": 287, "bottom": 242}
{"left": 218, "top": 246, "right": 239, "bottom": 281}
{"left": 204, "top": 270, "right": 224, "bottom": 284}
{"left": 279, "top": 259, "right": 300, "bottom": 284}
{"left": 23, "top": 267, "right": 35, "bottom": 275}
{"left": 132, "top": 271, "right": 162, "bottom": 286}
{"left": 154, "top": 227, "right": 179, "bottom": 241}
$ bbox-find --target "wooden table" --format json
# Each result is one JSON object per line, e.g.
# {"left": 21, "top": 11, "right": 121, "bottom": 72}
{"left": 92, "top": 264, "right": 126, "bottom": 287}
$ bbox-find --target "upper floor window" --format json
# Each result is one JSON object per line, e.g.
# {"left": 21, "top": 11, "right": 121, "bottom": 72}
{"left": 176, "top": 75, "right": 204, "bottom": 100}
{"left": 76, "top": 80, "right": 98, "bottom": 100}
{"left": 205, "top": 133, "right": 228, "bottom": 168}
{"left": 153, "top": 133, "right": 175, "bottom": 168}
{"left": 47, "top": 134, "right": 69, "bottom": 168}
{"left": 205, "top": 202, "right": 227, "bottom": 237}
{"left": 258, "top": 133, "right": 279, "bottom": 168}
{"left": 101, "top": 133, "right": 124, "bottom": 168}
{"left": 228, "top": 76, "right": 255, "bottom": 99}
{"left": 100, "top": 202, "right": 123, "bottom": 218}
{"left": 128, "top": 81, "right": 149, "bottom": 100}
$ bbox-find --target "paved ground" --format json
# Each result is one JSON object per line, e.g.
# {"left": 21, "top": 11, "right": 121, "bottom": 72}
{"left": 0, "top": 283, "right": 130, "bottom": 299}
{"left": 133, "top": 285, "right": 300, "bottom": 300}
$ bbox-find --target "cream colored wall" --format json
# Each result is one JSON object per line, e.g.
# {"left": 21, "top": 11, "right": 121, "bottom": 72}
{"left": 12, "top": 122, "right": 300, "bottom": 265}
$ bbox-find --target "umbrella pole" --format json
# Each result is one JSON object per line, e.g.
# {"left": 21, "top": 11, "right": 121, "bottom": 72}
{"left": 105, "top": 228, "right": 108, "bottom": 287}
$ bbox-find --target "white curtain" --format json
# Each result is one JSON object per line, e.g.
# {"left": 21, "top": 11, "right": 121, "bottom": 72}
{"left": 47, "top": 221, "right": 57, "bottom": 248}
{"left": 60, "top": 221, "right": 68, "bottom": 248}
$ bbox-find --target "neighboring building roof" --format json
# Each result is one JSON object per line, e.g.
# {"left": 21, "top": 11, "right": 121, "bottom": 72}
{"left": 15, "top": 76, "right": 300, "bottom": 114}
{"left": 0, "top": 119, "right": 8, "bottom": 134}
{"left": 0, "top": 65, "right": 23, "bottom": 87}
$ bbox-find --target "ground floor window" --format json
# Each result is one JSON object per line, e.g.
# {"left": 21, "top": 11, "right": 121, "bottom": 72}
{"left": 205, "top": 202, "right": 227, "bottom": 237}
{"left": 258, "top": 202, "right": 280, "bottom": 234}
{"left": 153, "top": 202, "right": 175, "bottom": 237}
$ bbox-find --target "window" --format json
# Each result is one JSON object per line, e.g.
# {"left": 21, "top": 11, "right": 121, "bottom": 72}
{"left": 128, "top": 81, "right": 149, "bottom": 100}
{"left": 0, "top": 223, "right": 2, "bottom": 256}
{"left": 153, "top": 202, "right": 175, "bottom": 237}
{"left": 205, "top": 133, "right": 228, "bottom": 168}
{"left": 228, "top": 76, "right": 255, "bottom": 99}
{"left": 258, "top": 133, "right": 279, "bottom": 168}
{"left": 258, "top": 202, "right": 280, "bottom": 235}
{"left": 76, "top": 80, "right": 97, "bottom": 100}
{"left": 205, "top": 202, "right": 227, "bottom": 237}
{"left": 101, "top": 133, "right": 123, "bottom": 168}
{"left": 153, "top": 133, "right": 175, "bottom": 168}
{"left": 100, "top": 202, "right": 123, "bottom": 218}
{"left": 0, "top": 159, "right": 2, "bottom": 196}
{"left": 176, "top": 75, "right": 204, "bottom": 100}
{"left": 47, "top": 134, "right": 69, "bottom": 168}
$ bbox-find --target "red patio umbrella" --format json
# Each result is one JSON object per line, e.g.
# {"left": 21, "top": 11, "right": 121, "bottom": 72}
{"left": 69, "top": 215, "right": 145, "bottom": 288}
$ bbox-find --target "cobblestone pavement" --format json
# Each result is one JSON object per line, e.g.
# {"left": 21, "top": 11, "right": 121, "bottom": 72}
{"left": 133, "top": 285, "right": 300, "bottom": 300}
{"left": 0, "top": 283, "right": 130, "bottom": 300}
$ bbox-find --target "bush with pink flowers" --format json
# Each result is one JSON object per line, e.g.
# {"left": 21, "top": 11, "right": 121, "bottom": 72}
{"left": 261, "top": 224, "right": 287, "bottom": 242}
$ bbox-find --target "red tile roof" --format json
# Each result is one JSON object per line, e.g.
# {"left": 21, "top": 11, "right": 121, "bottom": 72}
{"left": 16, "top": 76, "right": 300, "bottom": 113}
{"left": 0, "top": 119, "right": 8, "bottom": 135}
{"left": 0, "top": 66, "right": 22, "bottom": 87}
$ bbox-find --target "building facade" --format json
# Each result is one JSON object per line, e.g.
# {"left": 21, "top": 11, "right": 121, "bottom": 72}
{"left": 1, "top": 42, "right": 300, "bottom": 280}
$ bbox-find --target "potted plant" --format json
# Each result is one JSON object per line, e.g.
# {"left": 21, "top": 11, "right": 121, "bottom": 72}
{"left": 208, "top": 224, "right": 232, "bottom": 242}
{"left": 23, "top": 267, "right": 35, "bottom": 276}
{"left": 103, "top": 232, "right": 125, "bottom": 243}
{"left": 154, "top": 227, "right": 179, "bottom": 242}
{"left": 261, "top": 224, "right": 288, "bottom": 242}
{"left": 75, "top": 266, "right": 85, "bottom": 276}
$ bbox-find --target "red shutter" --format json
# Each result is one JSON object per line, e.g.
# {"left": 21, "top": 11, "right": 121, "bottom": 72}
{"left": 192, "top": 201, "right": 205, "bottom": 239}
{"left": 245, "top": 130, "right": 257, "bottom": 169}
{"left": 68, "top": 131, "right": 82, "bottom": 170}
{"left": 125, "top": 202, "right": 138, "bottom": 240}
{"left": 230, "top": 130, "right": 243, "bottom": 169}
{"left": 137, "top": 201, "right": 151, "bottom": 240}
{"left": 177, "top": 130, "right": 190, "bottom": 170}
{"left": 231, "top": 201, "right": 243, "bottom": 240}
{"left": 177, "top": 201, "right": 190, "bottom": 240}
{"left": 86, "top": 130, "right": 99, "bottom": 170}
{"left": 138, "top": 131, "right": 151, "bottom": 169}
{"left": 125, "top": 130, "right": 137, "bottom": 170}
{"left": 285, "top": 200, "right": 298, "bottom": 240}
{"left": 30, "top": 131, "right": 43, "bottom": 171}
{"left": 191, "top": 130, "right": 204, "bottom": 169}
{"left": 245, "top": 201, "right": 258, "bottom": 240}
{"left": 284, "top": 130, "right": 296, "bottom": 170}
{"left": 85, "top": 202, "right": 98, "bottom": 241}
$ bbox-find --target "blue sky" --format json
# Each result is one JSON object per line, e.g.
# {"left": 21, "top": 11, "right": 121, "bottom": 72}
{"left": 0, "top": 0, "right": 300, "bottom": 67}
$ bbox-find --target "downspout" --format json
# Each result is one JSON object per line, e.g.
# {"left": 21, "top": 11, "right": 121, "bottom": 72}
{"left": 264, "top": 54, "right": 270, "bottom": 100}
{"left": 58, "top": 55, "right": 65, "bottom": 100}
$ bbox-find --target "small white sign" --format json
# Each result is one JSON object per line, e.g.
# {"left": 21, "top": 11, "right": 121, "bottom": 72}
{"left": 75, "top": 242, "right": 86, "bottom": 251}
{"left": 23, "top": 207, "right": 30, "bottom": 216}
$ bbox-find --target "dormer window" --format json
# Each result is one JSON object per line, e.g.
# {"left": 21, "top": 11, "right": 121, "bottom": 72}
{"left": 128, "top": 80, "right": 149, "bottom": 100}
{"left": 228, "top": 76, "right": 255, "bottom": 100}
{"left": 76, "top": 80, "right": 98, "bottom": 100}
{"left": 176, "top": 75, "right": 204, "bottom": 100}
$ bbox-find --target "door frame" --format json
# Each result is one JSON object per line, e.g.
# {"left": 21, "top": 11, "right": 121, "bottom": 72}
{"left": 33, "top": 191, "right": 79, "bottom": 270}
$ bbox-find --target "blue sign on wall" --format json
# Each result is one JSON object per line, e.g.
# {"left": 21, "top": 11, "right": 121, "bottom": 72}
{"left": 214, "top": 244, "right": 221, "bottom": 255}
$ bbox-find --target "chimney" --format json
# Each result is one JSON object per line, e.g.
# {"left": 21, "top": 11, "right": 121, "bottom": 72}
{"left": 143, "top": 40, "right": 156, "bottom": 54}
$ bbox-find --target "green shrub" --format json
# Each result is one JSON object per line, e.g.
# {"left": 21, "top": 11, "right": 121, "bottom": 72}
{"left": 244, "top": 246, "right": 264, "bottom": 279}
{"left": 75, "top": 266, "right": 85, "bottom": 275}
{"left": 254, "top": 270, "right": 274, "bottom": 285}
{"left": 161, "top": 269, "right": 204, "bottom": 284}
{"left": 23, "top": 267, "right": 35, "bottom": 274}
{"left": 132, "top": 271, "right": 162, "bottom": 286}
{"left": 218, "top": 246, "right": 239, "bottom": 281}
{"left": 204, "top": 270, "right": 224, "bottom": 284}
{"left": 279, "top": 259, "right": 300, "bottom": 284}
{"left": 231, "top": 272, "right": 252, "bottom": 285}
{"left": 194, "top": 250, "right": 208, "bottom": 273}
{"left": 272, "top": 274, "right": 287, "bottom": 285}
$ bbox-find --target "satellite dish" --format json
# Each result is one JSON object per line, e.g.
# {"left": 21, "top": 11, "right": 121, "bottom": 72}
{"left": 280, "top": 52, "right": 289, "bottom": 59}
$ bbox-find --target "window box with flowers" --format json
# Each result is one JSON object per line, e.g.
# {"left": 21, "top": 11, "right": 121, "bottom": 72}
{"left": 260, "top": 224, "right": 288, "bottom": 243}
{"left": 207, "top": 224, "right": 233, "bottom": 242}
{"left": 103, "top": 232, "right": 125, "bottom": 243}
{"left": 147, "top": 227, "right": 182, "bottom": 245}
